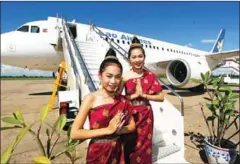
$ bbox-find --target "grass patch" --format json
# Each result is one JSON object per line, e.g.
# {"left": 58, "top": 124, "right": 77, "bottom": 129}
{"left": 0, "top": 76, "right": 54, "bottom": 80}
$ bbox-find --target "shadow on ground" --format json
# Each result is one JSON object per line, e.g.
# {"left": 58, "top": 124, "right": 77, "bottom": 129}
{"left": 29, "top": 91, "right": 53, "bottom": 96}
{"left": 167, "top": 91, "right": 204, "bottom": 97}
{"left": 185, "top": 132, "right": 240, "bottom": 164}
{"left": 185, "top": 132, "right": 208, "bottom": 163}
{"left": 234, "top": 155, "right": 240, "bottom": 164}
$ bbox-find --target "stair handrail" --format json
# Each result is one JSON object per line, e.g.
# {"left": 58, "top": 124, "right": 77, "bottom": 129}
{"left": 224, "top": 59, "right": 240, "bottom": 65}
{"left": 62, "top": 20, "right": 97, "bottom": 92}
{"left": 62, "top": 21, "right": 81, "bottom": 88}
{"left": 219, "top": 66, "right": 239, "bottom": 72}
{"left": 92, "top": 24, "right": 184, "bottom": 116}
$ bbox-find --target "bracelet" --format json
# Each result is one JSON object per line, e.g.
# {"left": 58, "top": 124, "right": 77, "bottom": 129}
{"left": 127, "top": 95, "right": 132, "bottom": 100}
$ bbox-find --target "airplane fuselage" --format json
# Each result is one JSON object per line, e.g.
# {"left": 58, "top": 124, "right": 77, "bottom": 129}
{"left": 1, "top": 31, "right": 63, "bottom": 71}
{"left": 2, "top": 17, "right": 236, "bottom": 89}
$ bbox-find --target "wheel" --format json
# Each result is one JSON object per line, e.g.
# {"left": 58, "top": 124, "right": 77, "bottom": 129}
{"left": 188, "top": 84, "right": 205, "bottom": 92}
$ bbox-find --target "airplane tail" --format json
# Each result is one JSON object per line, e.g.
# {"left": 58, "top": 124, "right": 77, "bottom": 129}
{"left": 210, "top": 29, "right": 225, "bottom": 53}
{"left": 206, "top": 28, "right": 239, "bottom": 70}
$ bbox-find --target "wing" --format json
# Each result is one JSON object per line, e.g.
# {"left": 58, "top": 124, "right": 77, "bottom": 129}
{"left": 145, "top": 60, "right": 171, "bottom": 76}
{"left": 206, "top": 49, "right": 239, "bottom": 70}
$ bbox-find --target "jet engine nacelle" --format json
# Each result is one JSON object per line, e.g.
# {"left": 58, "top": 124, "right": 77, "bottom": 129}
{"left": 166, "top": 58, "right": 211, "bottom": 88}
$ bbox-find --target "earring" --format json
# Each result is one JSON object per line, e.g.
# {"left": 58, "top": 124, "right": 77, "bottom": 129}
{"left": 98, "top": 81, "right": 102, "bottom": 89}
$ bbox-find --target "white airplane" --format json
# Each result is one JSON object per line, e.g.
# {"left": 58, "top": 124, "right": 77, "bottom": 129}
{"left": 1, "top": 17, "right": 239, "bottom": 91}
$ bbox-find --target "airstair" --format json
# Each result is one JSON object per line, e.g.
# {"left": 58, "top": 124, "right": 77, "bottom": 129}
{"left": 215, "top": 57, "right": 240, "bottom": 75}
{"left": 57, "top": 18, "right": 188, "bottom": 163}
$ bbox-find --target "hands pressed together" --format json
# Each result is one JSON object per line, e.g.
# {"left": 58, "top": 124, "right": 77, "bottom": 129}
{"left": 107, "top": 78, "right": 147, "bottom": 135}
{"left": 131, "top": 78, "right": 147, "bottom": 100}
{"left": 107, "top": 112, "right": 126, "bottom": 135}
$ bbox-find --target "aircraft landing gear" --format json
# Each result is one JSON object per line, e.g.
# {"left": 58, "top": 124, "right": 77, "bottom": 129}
{"left": 188, "top": 84, "right": 205, "bottom": 93}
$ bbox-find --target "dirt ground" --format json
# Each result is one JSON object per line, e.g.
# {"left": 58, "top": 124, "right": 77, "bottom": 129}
{"left": 1, "top": 80, "right": 239, "bottom": 163}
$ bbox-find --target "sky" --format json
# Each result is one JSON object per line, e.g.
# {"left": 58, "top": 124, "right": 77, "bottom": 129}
{"left": 1, "top": 1, "right": 239, "bottom": 76}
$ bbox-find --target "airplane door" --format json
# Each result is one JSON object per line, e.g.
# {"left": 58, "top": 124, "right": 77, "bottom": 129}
{"left": 67, "top": 23, "right": 77, "bottom": 39}
{"left": 48, "top": 17, "right": 60, "bottom": 45}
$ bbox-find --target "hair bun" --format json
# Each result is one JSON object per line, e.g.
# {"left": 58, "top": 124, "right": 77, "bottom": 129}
{"left": 105, "top": 48, "right": 118, "bottom": 60}
{"left": 132, "top": 36, "right": 141, "bottom": 44}
{"left": 130, "top": 36, "right": 142, "bottom": 48}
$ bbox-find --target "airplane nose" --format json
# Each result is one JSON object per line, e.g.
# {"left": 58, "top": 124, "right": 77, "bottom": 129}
{"left": 1, "top": 32, "right": 17, "bottom": 57}
{"left": 1, "top": 32, "right": 18, "bottom": 66}
{"left": 1, "top": 33, "right": 7, "bottom": 56}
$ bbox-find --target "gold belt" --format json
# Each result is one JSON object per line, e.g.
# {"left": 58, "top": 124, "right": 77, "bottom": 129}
{"left": 131, "top": 100, "right": 149, "bottom": 106}
{"left": 91, "top": 136, "right": 120, "bottom": 143}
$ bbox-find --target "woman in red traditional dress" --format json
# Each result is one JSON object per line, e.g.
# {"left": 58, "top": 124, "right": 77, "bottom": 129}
{"left": 119, "top": 36, "right": 164, "bottom": 164}
{"left": 71, "top": 48, "right": 136, "bottom": 164}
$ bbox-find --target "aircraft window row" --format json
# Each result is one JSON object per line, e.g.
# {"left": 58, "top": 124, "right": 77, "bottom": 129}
{"left": 17, "top": 25, "right": 29, "bottom": 32}
{"left": 17, "top": 25, "right": 40, "bottom": 33}
{"left": 31, "top": 26, "right": 40, "bottom": 33}
{"left": 105, "top": 37, "right": 197, "bottom": 56}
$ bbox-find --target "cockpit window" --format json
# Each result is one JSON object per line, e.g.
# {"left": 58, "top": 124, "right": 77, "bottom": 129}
{"left": 31, "top": 26, "right": 40, "bottom": 33}
{"left": 17, "top": 25, "right": 29, "bottom": 32}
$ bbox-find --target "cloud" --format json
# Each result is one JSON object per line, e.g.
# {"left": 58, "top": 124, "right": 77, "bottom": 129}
{"left": 201, "top": 39, "right": 216, "bottom": 43}
{"left": 184, "top": 43, "right": 192, "bottom": 47}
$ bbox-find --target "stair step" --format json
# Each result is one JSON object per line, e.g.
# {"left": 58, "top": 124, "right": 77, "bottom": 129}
{"left": 85, "top": 61, "right": 102, "bottom": 66}
{"left": 82, "top": 56, "right": 105, "bottom": 60}
{"left": 75, "top": 41, "right": 98, "bottom": 45}
{"left": 78, "top": 49, "right": 99, "bottom": 54}
{"left": 83, "top": 64, "right": 100, "bottom": 70}
{"left": 152, "top": 144, "right": 181, "bottom": 162}
{"left": 88, "top": 69, "right": 98, "bottom": 74}
{"left": 82, "top": 55, "right": 104, "bottom": 59}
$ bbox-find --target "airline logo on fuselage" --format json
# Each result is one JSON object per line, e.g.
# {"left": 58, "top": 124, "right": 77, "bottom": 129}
{"left": 99, "top": 31, "right": 152, "bottom": 45}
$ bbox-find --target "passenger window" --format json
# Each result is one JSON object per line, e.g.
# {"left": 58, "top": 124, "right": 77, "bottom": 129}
{"left": 111, "top": 38, "right": 114, "bottom": 42}
{"left": 146, "top": 45, "right": 148, "bottom": 48}
{"left": 149, "top": 45, "right": 152, "bottom": 49}
{"left": 127, "top": 41, "right": 130, "bottom": 45}
{"left": 167, "top": 49, "right": 169, "bottom": 52}
{"left": 31, "top": 26, "right": 40, "bottom": 33}
{"left": 117, "top": 39, "right": 120, "bottom": 43}
{"left": 157, "top": 47, "right": 159, "bottom": 50}
{"left": 153, "top": 46, "right": 155, "bottom": 49}
{"left": 122, "top": 40, "right": 125, "bottom": 44}
{"left": 162, "top": 47, "right": 164, "bottom": 51}
{"left": 17, "top": 25, "right": 29, "bottom": 32}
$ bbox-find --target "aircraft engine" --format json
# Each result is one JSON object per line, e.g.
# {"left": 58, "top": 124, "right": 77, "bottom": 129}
{"left": 166, "top": 59, "right": 191, "bottom": 88}
{"left": 166, "top": 58, "right": 211, "bottom": 89}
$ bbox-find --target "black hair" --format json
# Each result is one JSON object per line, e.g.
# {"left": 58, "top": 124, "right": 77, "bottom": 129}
{"left": 128, "top": 36, "right": 145, "bottom": 59}
{"left": 132, "top": 37, "right": 141, "bottom": 44}
{"left": 99, "top": 48, "right": 123, "bottom": 74}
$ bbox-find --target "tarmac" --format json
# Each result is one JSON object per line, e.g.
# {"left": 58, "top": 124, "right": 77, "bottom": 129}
{"left": 1, "top": 79, "right": 239, "bottom": 163}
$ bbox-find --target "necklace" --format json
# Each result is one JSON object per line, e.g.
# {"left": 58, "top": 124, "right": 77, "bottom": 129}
{"left": 97, "top": 89, "right": 115, "bottom": 100}
{"left": 130, "top": 68, "right": 144, "bottom": 77}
